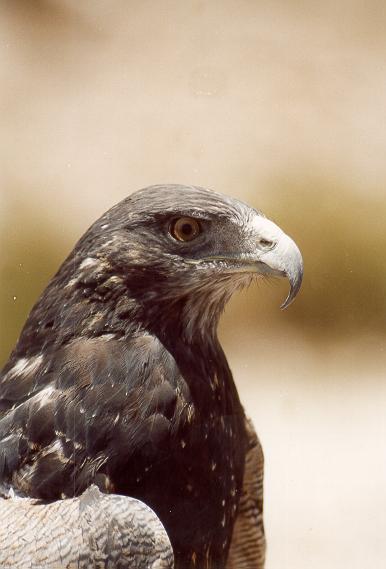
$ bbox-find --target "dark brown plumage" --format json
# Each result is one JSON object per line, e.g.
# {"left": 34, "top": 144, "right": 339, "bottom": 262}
{"left": 0, "top": 185, "right": 302, "bottom": 568}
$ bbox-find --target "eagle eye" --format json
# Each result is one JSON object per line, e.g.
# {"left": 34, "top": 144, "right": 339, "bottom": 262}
{"left": 169, "top": 217, "right": 201, "bottom": 242}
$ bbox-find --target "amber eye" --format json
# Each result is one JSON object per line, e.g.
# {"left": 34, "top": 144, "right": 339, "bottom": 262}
{"left": 170, "top": 217, "right": 201, "bottom": 242}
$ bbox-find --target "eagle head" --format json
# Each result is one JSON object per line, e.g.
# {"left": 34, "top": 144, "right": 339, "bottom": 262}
{"left": 71, "top": 184, "right": 303, "bottom": 340}
{"left": 14, "top": 184, "right": 303, "bottom": 352}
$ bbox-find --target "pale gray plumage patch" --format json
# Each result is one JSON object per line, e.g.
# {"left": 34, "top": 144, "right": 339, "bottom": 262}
{"left": 5, "top": 355, "right": 43, "bottom": 381}
{"left": 35, "top": 386, "right": 55, "bottom": 409}
{"left": 79, "top": 257, "right": 100, "bottom": 271}
{"left": 43, "top": 439, "right": 64, "bottom": 455}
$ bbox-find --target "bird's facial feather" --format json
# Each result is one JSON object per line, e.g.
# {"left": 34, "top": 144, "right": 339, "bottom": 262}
{"left": 4, "top": 186, "right": 302, "bottom": 364}
{"left": 19, "top": 185, "right": 302, "bottom": 347}
{"left": 85, "top": 186, "right": 302, "bottom": 312}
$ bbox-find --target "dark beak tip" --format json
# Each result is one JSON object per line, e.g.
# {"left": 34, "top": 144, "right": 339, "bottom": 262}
{"left": 280, "top": 296, "right": 294, "bottom": 310}
{"left": 280, "top": 269, "right": 303, "bottom": 310}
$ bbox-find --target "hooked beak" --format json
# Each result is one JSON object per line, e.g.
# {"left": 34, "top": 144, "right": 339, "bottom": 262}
{"left": 257, "top": 229, "right": 303, "bottom": 309}
{"left": 186, "top": 214, "right": 303, "bottom": 309}
{"left": 278, "top": 237, "right": 303, "bottom": 309}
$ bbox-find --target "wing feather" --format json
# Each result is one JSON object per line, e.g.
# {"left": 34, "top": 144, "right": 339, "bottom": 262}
{"left": 226, "top": 416, "right": 266, "bottom": 569}
{"left": 0, "top": 334, "right": 184, "bottom": 499}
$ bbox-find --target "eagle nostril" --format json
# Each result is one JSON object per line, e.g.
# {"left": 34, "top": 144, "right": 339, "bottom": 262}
{"left": 259, "top": 239, "right": 274, "bottom": 248}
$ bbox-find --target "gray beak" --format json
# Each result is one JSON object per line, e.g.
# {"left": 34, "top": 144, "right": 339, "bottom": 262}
{"left": 279, "top": 241, "right": 303, "bottom": 309}
{"left": 254, "top": 221, "right": 303, "bottom": 309}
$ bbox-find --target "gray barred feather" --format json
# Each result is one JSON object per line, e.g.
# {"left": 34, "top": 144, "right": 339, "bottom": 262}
{"left": 227, "top": 417, "right": 265, "bottom": 569}
{"left": 0, "top": 485, "right": 173, "bottom": 568}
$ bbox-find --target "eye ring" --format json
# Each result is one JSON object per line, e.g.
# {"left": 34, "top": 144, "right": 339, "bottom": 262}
{"left": 169, "top": 217, "right": 201, "bottom": 242}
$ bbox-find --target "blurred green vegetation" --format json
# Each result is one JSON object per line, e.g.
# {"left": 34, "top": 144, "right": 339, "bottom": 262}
{"left": 0, "top": 198, "right": 70, "bottom": 367}
{"left": 1, "top": 180, "right": 386, "bottom": 368}
{"left": 270, "top": 178, "right": 386, "bottom": 335}
{"left": 223, "top": 177, "right": 386, "bottom": 342}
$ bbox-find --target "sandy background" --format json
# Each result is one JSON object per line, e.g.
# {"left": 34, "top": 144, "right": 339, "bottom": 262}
{"left": 1, "top": 2, "right": 386, "bottom": 567}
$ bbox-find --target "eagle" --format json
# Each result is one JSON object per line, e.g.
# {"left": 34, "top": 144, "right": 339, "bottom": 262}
{"left": 0, "top": 185, "right": 303, "bottom": 568}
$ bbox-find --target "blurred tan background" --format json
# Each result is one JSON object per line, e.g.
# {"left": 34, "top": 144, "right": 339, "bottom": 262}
{"left": 1, "top": 1, "right": 386, "bottom": 567}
